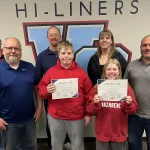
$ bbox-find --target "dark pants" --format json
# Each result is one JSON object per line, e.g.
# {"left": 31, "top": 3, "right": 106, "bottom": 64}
{"left": 0, "top": 131, "right": 5, "bottom": 150}
{"left": 128, "top": 114, "right": 150, "bottom": 150}
{"left": 44, "top": 100, "right": 70, "bottom": 148}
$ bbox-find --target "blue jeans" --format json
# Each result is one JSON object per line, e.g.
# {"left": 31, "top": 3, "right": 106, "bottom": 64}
{"left": 128, "top": 114, "right": 150, "bottom": 150}
{"left": 1, "top": 118, "right": 37, "bottom": 150}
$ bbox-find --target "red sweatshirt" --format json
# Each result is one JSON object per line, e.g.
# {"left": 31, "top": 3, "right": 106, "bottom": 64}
{"left": 86, "top": 85, "right": 138, "bottom": 142}
{"left": 38, "top": 59, "right": 92, "bottom": 120}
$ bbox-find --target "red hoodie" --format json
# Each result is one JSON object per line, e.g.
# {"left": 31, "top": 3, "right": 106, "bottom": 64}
{"left": 38, "top": 59, "right": 92, "bottom": 120}
{"left": 86, "top": 85, "right": 138, "bottom": 142}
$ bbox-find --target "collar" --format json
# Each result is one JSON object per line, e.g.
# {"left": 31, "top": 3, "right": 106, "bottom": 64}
{"left": 139, "top": 56, "right": 143, "bottom": 62}
{"left": 46, "top": 47, "right": 58, "bottom": 55}
{"left": 139, "top": 57, "right": 150, "bottom": 66}
{"left": 2, "top": 60, "right": 26, "bottom": 70}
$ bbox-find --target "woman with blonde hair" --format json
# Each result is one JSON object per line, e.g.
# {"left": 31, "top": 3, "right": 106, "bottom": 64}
{"left": 86, "top": 59, "right": 138, "bottom": 150}
{"left": 87, "top": 29, "right": 128, "bottom": 86}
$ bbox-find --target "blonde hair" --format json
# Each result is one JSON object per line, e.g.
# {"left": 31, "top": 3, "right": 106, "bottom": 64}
{"left": 102, "top": 59, "right": 122, "bottom": 79}
{"left": 97, "top": 29, "right": 116, "bottom": 58}
{"left": 57, "top": 41, "right": 74, "bottom": 53}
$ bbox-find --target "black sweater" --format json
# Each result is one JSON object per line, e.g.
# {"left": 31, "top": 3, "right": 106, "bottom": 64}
{"left": 87, "top": 51, "right": 128, "bottom": 86}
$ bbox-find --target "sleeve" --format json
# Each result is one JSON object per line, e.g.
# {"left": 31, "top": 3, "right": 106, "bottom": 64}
{"left": 122, "top": 85, "right": 139, "bottom": 114}
{"left": 35, "top": 54, "right": 44, "bottom": 80}
{"left": 29, "top": 63, "right": 40, "bottom": 85}
{"left": 87, "top": 57, "right": 94, "bottom": 83}
{"left": 81, "top": 72, "right": 93, "bottom": 116}
{"left": 34, "top": 67, "right": 41, "bottom": 85}
{"left": 86, "top": 86, "right": 102, "bottom": 116}
{"left": 38, "top": 70, "right": 51, "bottom": 99}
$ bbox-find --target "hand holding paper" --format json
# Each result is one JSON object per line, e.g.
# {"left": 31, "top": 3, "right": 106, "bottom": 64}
{"left": 126, "top": 96, "right": 132, "bottom": 104}
{"left": 94, "top": 94, "right": 101, "bottom": 103}
{"left": 47, "top": 83, "right": 56, "bottom": 94}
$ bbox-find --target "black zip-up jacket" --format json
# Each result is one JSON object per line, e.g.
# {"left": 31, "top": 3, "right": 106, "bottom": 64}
{"left": 87, "top": 51, "right": 128, "bottom": 86}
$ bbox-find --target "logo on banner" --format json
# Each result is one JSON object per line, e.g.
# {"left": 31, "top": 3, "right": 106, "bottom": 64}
{"left": 23, "top": 21, "right": 132, "bottom": 72}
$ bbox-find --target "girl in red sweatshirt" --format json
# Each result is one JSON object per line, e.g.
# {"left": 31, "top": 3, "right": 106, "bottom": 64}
{"left": 86, "top": 59, "right": 138, "bottom": 150}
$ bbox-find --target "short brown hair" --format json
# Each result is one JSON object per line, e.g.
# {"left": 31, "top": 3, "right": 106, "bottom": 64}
{"left": 47, "top": 26, "right": 61, "bottom": 37}
{"left": 141, "top": 35, "right": 150, "bottom": 45}
{"left": 57, "top": 41, "right": 74, "bottom": 53}
{"left": 102, "top": 59, "right": 122, "bottom": 79}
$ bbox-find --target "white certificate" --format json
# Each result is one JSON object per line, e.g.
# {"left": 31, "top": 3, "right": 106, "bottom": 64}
{"left": 97, "top": 79, "right": 128, "bottom": 101}
{"left": 51, "top": 78, "right": 78, "bottom": 100}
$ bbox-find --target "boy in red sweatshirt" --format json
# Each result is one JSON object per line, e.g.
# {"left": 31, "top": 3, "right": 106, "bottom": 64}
{"left": 38, "top": 41, "right": 92, "bottom": 150}
{"left": 86, "top": 59, "right": 138, "bottom": 150}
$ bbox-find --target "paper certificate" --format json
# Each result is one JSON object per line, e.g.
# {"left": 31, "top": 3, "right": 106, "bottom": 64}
{"left": 51, "top": 78, "right": 78, "bottom": 99}
{"left": 97, "top": 79, "right": 128, "bottom": 101}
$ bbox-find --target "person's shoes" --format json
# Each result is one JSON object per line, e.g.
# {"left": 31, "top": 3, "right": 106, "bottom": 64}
{"left": 63, "top": 142, "right": 72, "bottom": 150}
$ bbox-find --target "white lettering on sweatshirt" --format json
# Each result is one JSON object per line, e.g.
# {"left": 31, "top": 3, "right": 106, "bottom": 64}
{"left": 102, "top": 102, "right": 121, "bottom": 108}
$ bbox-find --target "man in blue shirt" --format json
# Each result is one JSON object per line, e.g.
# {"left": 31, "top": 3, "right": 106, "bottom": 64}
{"left": 36, "top": 26, "right": 71, "bottom": 150}
{"left": 0, "top": 37, "right": 43, "bottom": 150}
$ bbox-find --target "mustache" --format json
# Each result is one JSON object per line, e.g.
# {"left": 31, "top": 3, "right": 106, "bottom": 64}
{"left": 51, "top": 38, "right": 57, "bottom": 41}
{"left": 10, "top": 55, "right": 18, "bottom": 56}
{"left": 9, "top": 55, "right": 19, "bottom": 59}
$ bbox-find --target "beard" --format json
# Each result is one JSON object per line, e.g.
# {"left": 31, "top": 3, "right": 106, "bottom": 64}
{"left": 5, "top": 55, "right": 21, "bottom": 64}
{"left": 50, "top": 38, "right": 59, "bottom": 47}
{"left": 51, "top": 42, "right": 59, "bottom": 48}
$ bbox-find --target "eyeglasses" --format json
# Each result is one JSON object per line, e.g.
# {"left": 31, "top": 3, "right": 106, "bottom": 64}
{"left": 4, "top": 47, "right": 21, "bottom": 51}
